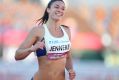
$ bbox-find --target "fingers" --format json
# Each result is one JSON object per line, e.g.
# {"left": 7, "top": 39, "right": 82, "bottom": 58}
{"left": 35, "top": 37, "right": 45, "bottom": 49}
{"left": 36, "top": 41, "right": 45, "bottom": 49}
{"left": 69, "top": 73, "right": 75, "bottom": 80}
{"left": 69, "top": 70, "right": 76, "bottom": 80}
{"left": 31, "top": 41, "right": 45, "bottom": 51}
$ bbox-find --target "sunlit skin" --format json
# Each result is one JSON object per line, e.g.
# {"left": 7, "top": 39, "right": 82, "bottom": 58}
{"left": 15, "top": 1, "right": 75, "bottom": 80}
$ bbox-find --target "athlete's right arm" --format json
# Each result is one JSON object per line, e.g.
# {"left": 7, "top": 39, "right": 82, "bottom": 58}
{"left": 15, "top": 27, "right": 44, "bottom": 60}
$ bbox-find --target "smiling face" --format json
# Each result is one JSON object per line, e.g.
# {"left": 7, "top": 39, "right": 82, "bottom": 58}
{"left": 47, "top": 1, "right": 65, "bottom": 21}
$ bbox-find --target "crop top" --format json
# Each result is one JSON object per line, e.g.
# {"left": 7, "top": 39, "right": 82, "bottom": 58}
{"left": 36, "top": 24, "right": 71, "bottom": 59}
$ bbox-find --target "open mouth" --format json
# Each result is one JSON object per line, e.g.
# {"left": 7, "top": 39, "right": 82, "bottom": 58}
{"left": 55, "top": 12, "right": 63, "bottom": 17}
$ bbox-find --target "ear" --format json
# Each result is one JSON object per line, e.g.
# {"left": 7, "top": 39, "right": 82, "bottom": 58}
{"left": 47, "top": 8, "right": 50, "bottom": 13}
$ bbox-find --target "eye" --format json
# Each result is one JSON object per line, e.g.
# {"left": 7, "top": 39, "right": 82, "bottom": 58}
{"left": 55, "top": 6, "right": 59, "bottom": 9}
{"left": 54, "top": 4, "right": 59, "bottom": 9}
{"left": 62, "top": 7, "right": 65, "bottom": 10}
{"left": 54, "top": 4, "right": 65, "bottom": 11}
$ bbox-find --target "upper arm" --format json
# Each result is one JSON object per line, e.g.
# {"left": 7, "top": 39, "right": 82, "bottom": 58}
{"left": 18, "top": 27, "right": 39, "bottom": 49}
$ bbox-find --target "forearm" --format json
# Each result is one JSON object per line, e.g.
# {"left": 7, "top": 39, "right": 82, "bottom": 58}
{"left": 65, "top": 52, "right": 74, "bottom": 71}
{"left": 65, "top": 52, "right": 76, "bottom": 80}
{"left": 15, "top": 47, "right": 33, "bottom": 60}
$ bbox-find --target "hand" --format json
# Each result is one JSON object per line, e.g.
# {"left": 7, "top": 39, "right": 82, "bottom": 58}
{"left": 68, "top": 69, "right": 76, "bottom": 80}
{"left": 30, "top": 41, "right": 45, "bottom": 52}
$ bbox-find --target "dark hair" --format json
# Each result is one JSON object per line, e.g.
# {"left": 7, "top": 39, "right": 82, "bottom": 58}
{"left": 37, "top": 0, "right": 64, "bottom": 25}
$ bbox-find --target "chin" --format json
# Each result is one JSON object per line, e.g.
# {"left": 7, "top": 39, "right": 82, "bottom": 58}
{"left": 53, "top": 17, "right": 62, "bottom": 21}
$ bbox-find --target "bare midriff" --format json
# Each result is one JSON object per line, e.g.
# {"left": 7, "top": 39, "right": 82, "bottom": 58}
{"left": 34, "top": 55, "right": 67, "bottom": 80}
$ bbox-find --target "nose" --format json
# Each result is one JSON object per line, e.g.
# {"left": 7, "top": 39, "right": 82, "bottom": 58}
{"left": 57, "top": 8, "right": 64, "bottom": 13}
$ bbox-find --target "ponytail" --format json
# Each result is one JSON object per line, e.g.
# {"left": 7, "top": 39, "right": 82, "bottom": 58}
{"left": 37, "top": 9, "right": 49, "bottom": 25}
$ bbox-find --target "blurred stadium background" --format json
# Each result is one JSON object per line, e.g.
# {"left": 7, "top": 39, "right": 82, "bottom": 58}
{"left": 0, "top": 0, "right": 119, "bottom": 80}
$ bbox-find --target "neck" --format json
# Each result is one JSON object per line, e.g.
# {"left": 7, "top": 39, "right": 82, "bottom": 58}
{"left": 46, "top": 19, "right": 61, "bottom": 29}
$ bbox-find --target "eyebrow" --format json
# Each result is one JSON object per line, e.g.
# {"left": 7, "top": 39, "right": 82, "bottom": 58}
{"left": 55, "top": 4, "right": 65, "bottom": 9}
{"left": 55, "top": 4, "right": 59, "bottom": 7}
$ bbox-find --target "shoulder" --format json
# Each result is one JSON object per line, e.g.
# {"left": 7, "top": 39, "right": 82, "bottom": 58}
{"left": 61, "top": 25, "right": 71, "bottom": 33}
{"left": 32, "top": 24, "right": 44, "bottom": 31}
{"left": 61, "top": 25, "right": 70, "bottom": 32}
{"left": 29, "top": 25, "right": 44, "bottom": 37}
{"left": 61, "top": 25, "right": 71, "bottom": 39}
{"left": 61, "top": 25, "right": 69, "bottom": 29}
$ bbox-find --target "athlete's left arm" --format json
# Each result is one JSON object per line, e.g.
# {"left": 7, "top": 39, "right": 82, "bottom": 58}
{"left": 63, "top": 25, "right": 76, "bottom": 80}
{"left": 65, "top": 50, "right": 75, "bottom": 72}
{"left": 66, "top": 51, "right": 76, "bottom": 80}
